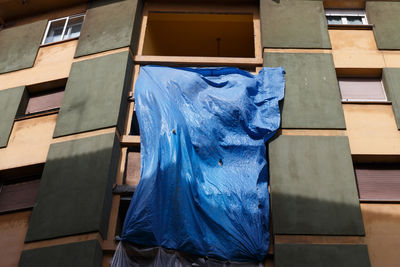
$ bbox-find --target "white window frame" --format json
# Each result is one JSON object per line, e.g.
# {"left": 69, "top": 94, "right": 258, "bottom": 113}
{"left": 339, "top": 78, "right": 388, "bottom": 102}
{"left": 325, "top": 9, "right": 368, "bottom": 25}
{"left": 42, "top": 13, "right": 85, "bottom": 45}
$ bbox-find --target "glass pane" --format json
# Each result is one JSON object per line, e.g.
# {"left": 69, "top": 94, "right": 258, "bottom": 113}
{"left": 63, "top": 16, "right": 84, "bottom": 40}
{"left": 44, "top": 19, "right": 66, "bottom": 44}
{"left": 326, "top": 16, "right": 342, "bottom": 25}
{"left": 347, "top": 16, "right": 363, "bottom": 25}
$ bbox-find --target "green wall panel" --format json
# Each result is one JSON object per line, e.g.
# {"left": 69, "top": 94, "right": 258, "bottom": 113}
{"left": 0, "top": 20, "right": 47, "bottom": 73}
{"left": 25, "top": 133, "right": 120, "bottom": 242}
{"left": 53, "top": 51, "right": 133, "bottom": 137}
{"left": 260, "top": 0, "right": 330, "bottom": 49}
{"left": 264, "top": 53, "right": 345, "bottom": 129}
{"left": 383, "top": 68, "right": 400, "bottom": 130}
{"left": 269, "top": 135, "right": 364, "bottom": 235}
{"left": 366, "top": 2, "right": 400, "bottom": 50}
{"left": 75, "top": 0, "right": 143, "bottom": 57}
{"left": 0, "top": 86, "right": 28, "bottom": 148}
{"left": 275, "top": 244, "right": 371, "bottom": 267}
{"left": 19, "top": 240, "right": 102, "bottom": 267}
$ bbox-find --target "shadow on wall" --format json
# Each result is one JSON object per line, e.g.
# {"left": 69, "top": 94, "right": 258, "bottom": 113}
{"left": 24, "top": 133, "right": 120, "bottom": 243}
{"left": 267, "top": 193, "right": 400, "bottom": 267}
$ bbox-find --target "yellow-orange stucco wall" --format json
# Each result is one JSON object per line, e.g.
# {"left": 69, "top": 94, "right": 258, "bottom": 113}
{"left": 361, "top": 203, "right": 400, "bottom": 267}
{"left": 0, "top": 211, "right": 31, "bottom": 267}
{"left": 0, "top": 114, "right": 57, "bottom": 171}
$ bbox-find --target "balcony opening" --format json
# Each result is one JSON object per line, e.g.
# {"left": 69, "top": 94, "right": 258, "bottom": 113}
{"left": 142, "top": 12, "right": 255, "bottom": 58}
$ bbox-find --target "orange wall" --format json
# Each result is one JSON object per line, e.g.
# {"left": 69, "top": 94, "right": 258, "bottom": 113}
{"left": 329, "top": 29, "right": 400, "bottom": 69}
{"left": 361, "top": 203, "right": 400, "bottom": 267}
{"left": 0, "top": 40, "right": 77, "bottom": 91}
{"left": 343, "top": 104, "right": 400, "bottom": 155}
{"left": 0, "top": 211, "right": 31, "bottom": 267}
{"left": 0, "top": 114, "right": 57, "bottom": 171}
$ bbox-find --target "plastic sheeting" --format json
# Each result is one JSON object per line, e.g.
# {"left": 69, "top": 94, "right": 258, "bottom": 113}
{"left": 112, "top": 242, "right": 264, "bottom": 267}
{"left": 119, "top": 66, "right": 285, "bottom": 263}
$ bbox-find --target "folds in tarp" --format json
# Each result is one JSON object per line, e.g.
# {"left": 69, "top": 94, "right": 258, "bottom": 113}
{"left": 117, "top": 66, "right": 285, "bottom": 264}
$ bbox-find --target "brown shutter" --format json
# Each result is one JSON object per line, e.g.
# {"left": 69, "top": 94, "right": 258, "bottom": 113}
{"left": 339, "top": 78, "right": 387, "bottom": 101}
{"left": 0, "top": 179, "right": 40, "bottom": 213}
{"left": 25, "top": 89, "right": 64, "bottom": 115}
{"left": 355, "top": 164, "right": 400, "bottom": 201}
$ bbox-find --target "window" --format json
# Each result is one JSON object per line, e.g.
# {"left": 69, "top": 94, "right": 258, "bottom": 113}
{"left": 355, "top": 163, "right": 400, "bottom": 201}
{"left": 0, "top": 164, "right": 43, "bottom": 213}
{"left": 338, "top": 78, "right": 387, "bottom": 102}
{"left": 24, "top": 87, "right": 64, "bottom": 115}
{"left": 142, "top": 13, "right": 254, "bottom": 58}
{"left": 42, "top": 14, "right": 85, "bottom": 45}
{"left": 325, "top": 9, "right": 368, "bottom": 25}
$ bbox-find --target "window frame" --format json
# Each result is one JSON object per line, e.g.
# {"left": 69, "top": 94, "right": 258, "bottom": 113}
{"left": 338, "top": 77, "right": 389, "bottom": 103}
{"left": 41, "top": 13, "right": 85, "bottom": 45}
{"left": 325, "top": 9, "right": 369, "bottom": 26}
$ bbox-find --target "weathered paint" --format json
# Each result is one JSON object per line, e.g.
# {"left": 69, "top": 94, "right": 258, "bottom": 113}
{"left": 383, "top": 68, "right": 400, "bottom": 130}
{"left": 75, "top": 0, "right": 143, "bottom": 57}
{"left": 260, "top": 0, "right": 331, "bottom": 49}
{"left": 329, "top": 30, "right": 385, "bottom": 69}
{"left": 0, "top": 211, "right": 30, "bottom": 267}
{"left": 382, "top": 51, "right": 400, "bottom": 68}
{"left": 53, "top": 51, "right": 133, "bottom": 137}
{"left": 0, "top": 41, "right": 77, "bottom": 91}
{"left": 264, "top": 52, "right": 346, "bottom": 129}
{"left": 366, "top": 1, "right": 400, "bottom": 50}
{"left": 343, "top": 104, "right": 400, "bottom": 155}
{"left": 361, "top": 203, "right": 400, "bottom": 267}
{"left": 25, "top": 133, "right": 120, "bottom": 242}
{"left": 269, "top": 135, "right": 364, "bottom": 235}
{"left": 0, "top": 114, "right": 56, "bottom": 171}
{"left": 0, "top": 20, "right": 47, "bottom": 74}
{"left": 0, "top": 86, "right": 27, "bottom": 148}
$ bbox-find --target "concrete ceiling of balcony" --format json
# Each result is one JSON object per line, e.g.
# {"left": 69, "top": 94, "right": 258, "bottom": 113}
{"left": 0, "top": 0, "right": 88, "bottom": 23}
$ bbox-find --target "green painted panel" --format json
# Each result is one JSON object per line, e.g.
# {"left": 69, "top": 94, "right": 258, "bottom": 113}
{"left": 260, "top": 0, "right": 330, "bottom": 49}
{"left": 366, "top": 2, "right": 400, "bottom": 50}
{"left": 53, "top": 51, "right": 133, "bottom": 137}
{"left": 264, "top": 53, "right": 345, "bottom": 129}
{"left": 25, "top": 133, "right": 120, "bottom": 242}
{"left": 75, "top": 0, "right": 143, "bottom": 57}
{"left": 0, "top": 20, "right": 47, "bottom": 73}
{"left": 269, "top": 135, "right": 365, "bottom": 235}
{"left": 19, "top": 240, "right": 102, "bottom": 267}
{"left": 0, "top": 86, "right": 27, "bottom": 148}
{"left": 382, "top": 68, "right": 400, "bottom": 130}
{"left": 275, "top": 244, "right": 371, "bottom": 267}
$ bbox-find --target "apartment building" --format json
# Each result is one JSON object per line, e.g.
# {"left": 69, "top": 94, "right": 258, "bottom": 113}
{"left": 0, "top": 0, "right": 399, "bottom": 266}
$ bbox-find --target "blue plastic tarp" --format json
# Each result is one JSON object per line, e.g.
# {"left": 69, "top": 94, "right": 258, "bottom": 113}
{"left": 121, "top": 66, "right": 285, "bottom": 262}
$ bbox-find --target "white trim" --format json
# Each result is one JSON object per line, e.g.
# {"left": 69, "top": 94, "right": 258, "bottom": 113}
{"left": 339, "top": 78, "right": 388, "bottom": 102}
{"left": 325, "top": 9, "right": 369, "bottom": 25}
{"left": 41, "top": 13, "right": 85, "bottom": 45}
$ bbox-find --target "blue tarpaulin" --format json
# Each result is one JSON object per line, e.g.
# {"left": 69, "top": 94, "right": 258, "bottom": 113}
{"left": 120, "top": 66, "right": 285, "bottom": 262}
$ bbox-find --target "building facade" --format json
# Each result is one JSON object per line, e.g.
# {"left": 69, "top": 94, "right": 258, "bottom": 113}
{"left": 0, "top": 0, "right": 399, "bottom": 266}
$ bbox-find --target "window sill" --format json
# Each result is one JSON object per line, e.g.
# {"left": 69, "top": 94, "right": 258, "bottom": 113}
{"left": 120, "top": 135, "right": 140, "bottom": 147}
{"left": 40, "top": 37, "right": 79, "bottom": 47}
{"left": 133, "top": 55, "right": 263, "bottom": 67}
{"left": 328, "top": 24, "right": 374, "bottom": 30}
{"left": 15, "top": 109, "right": 59, "bottom": 121}
{"left": 360, "top": 199, "right": 400, "bottom": 203}
{"left": 342, "top": 100, "right": 392, "bottom": 105}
